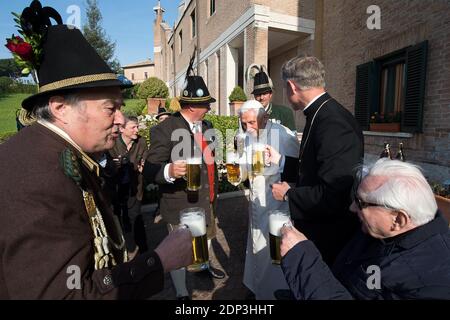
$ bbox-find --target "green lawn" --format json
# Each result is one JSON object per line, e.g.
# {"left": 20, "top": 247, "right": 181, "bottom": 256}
{"left": 0, "top": 93, "right": 30, "bottom": 134}
{"left": 0, "top": 95, "right": 143, "bottom": 135}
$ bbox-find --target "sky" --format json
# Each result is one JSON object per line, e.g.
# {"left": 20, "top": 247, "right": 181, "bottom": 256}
{"left": 0, "top": 0, "right": 179, "bottom": 67}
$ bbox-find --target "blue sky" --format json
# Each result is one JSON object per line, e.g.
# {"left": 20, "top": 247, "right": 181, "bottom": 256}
{"left": 0, "top": 0, "right": 179, "bottom": 67}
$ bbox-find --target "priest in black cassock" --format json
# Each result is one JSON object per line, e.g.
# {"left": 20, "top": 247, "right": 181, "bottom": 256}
{"left": 268, "top": 56, "right": 364, "bottom": 266}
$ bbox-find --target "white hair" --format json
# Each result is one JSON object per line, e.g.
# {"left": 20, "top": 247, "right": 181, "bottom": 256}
{"left": 362, "top": 159, "right": 437, "bottom": 226}
{"left": 239, "top": 100, "right": 264, "bottom": 115}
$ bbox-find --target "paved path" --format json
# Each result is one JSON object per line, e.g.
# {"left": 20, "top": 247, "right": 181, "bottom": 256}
{"left": 141, "top": 193, "right": 251, "bottom": 300}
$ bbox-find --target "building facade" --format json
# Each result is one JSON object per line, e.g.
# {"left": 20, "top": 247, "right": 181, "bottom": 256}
{"left": 122, "top": 59, "right": 155, "bottom": 84}
{"left": 153, "top": 0, "right": 449, "bottom": 181}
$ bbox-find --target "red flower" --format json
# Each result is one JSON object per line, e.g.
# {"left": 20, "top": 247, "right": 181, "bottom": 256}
{"left": 5, "top": 36, "right": 34, "bottom": 62}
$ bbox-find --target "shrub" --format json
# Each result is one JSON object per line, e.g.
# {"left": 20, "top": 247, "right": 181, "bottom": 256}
{"left": 228, "top": 85, "right": 247, "bottom": 102}
{"left": 0, "top": 76, "right": 13, "bottom": 93}
{"left": 137, "top": 77, "right": 169, "bottom": 99}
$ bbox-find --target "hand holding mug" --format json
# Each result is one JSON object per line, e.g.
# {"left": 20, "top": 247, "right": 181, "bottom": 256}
{"left": 169, "top": 160, "right": 187, "bottom": 179}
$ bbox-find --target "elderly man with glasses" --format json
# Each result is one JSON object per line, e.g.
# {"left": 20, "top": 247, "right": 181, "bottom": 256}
{"left": 278, "top": 159, "right": 450, "bottom": 300}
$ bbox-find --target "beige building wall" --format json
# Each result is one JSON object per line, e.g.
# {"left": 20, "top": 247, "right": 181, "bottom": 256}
{"left": 123, "top": 64, "right": 155, "bottom": 84}
{"left": 157, "top": 0, "right": 315, "bottom": 119}
{"left": 320, "top": 0, "right": 450, "bottom": 179}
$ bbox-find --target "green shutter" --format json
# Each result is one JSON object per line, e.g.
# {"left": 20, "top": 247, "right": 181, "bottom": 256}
{"left": 402, "top": 40, "right": 428, "bottom": 133}
{"left": 354, "top": 62, "right": 374, "bottom": 130}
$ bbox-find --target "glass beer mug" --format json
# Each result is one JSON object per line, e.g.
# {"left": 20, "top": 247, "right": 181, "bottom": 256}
{"left": 180, "top": 207, "right": 209, "bottom": 272}
{"left": 252, "top": 143, "right": 265, "bottom": 176}
{"left": 186, "top": 157, "right": 202, "bottom": 191}
{"left": 226, "top": 151, "right": 241, "bottom": 186}
{"left": 268, "top": 210, "right": 291, "bottom": 265}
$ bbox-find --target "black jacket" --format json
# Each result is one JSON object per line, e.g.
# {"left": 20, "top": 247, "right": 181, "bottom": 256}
{"left": 284, "top": 93, "right": 364, "bottom": 264}
{"left": 281, "top": 212, "right": 450, "bottom": 300}
{"left": 142, "top": 112, "right": 218, "bottom": 238}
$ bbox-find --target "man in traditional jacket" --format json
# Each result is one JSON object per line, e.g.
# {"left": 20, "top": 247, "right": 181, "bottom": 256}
{"left": 238, "top": 100, "right": 299, "bottom": 299}
{"left": 269, "top": 56, "right": 364, "bottom": 265}
{"left": 109, "top": 115, "right": 148, "bottom": 259}
{"left": 142, "top": 59, "right": 225, "bottom": 300}
{"left": 250, "top": 66, "right": 296, "bottom": 131}
{"left": 0, "top": 1, "right": 191, "bottom": 299}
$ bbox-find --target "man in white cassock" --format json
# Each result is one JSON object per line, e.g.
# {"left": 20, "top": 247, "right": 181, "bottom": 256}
{"left": 237, "top": 100, "right": 299, "bottom": 299}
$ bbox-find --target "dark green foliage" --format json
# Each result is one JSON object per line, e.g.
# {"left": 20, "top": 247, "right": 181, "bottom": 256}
{"left": 137, "top": 77, "right": 169, "bottom": 99}
{"left": 0, "top": 59, "right": 21, "bottom": 78}
{"left": 228, "top": 85, "right": 247, "bottom": 102}
{"left": 82, "top": 0, "right": 121, "bottom": 73}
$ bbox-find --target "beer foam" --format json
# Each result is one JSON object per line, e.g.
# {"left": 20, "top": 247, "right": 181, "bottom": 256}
{"left": 180, "top": 214, "right": 206, "bottom": 237}
{"left": 269, "top": 212, "right": 291, "bottom": 236}
{"left": 226, "top": 152, "right": 238, "bottom": 163}
{"left": 187, "top": 157, "right": 202, "bottom": 165}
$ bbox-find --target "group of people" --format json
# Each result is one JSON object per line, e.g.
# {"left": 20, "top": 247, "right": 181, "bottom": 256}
{"left": 0, "top": 1, "right": 449, "bottom": 300}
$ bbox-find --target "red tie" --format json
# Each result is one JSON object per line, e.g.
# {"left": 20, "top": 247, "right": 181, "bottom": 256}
{"left": 193, "top": 132, "right": 215, "bottom": 202}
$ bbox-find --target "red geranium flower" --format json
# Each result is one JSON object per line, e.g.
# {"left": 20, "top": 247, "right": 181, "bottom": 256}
{"left": 5, "top": 35, "right": 34, "bottom": 62}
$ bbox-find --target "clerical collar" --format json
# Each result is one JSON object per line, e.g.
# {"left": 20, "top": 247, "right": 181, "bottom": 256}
{"left": 303, "top": 92, "right": 327, "bottom": 113}
{"left": 37, "top": 120, "right": 100, "bottom": 176}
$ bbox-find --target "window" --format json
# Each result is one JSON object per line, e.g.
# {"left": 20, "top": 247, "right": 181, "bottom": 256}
{"left": 131, "top": 73, "right": 135, "bottom": 81}
{"left": 209, "top": 0, "right": 216, "bottom": 16}
{"left": 179, "top": 30, "right": 183, "bottom": 54}
{"left": 191, "top": 10, "right": 196, "bottom": 38}
{"left": 144, "top": 72, "right": 148, "bottom": 79}
{"left": 354, "top": 41, "right": 428, "bottom": 133}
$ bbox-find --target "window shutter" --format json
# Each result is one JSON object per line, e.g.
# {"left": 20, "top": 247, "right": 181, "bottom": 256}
{"left": 402, "top": 40, "right": 428, "bottom": 133}
{"left": 354, "top": 62, "right": 374, "bottom": 130}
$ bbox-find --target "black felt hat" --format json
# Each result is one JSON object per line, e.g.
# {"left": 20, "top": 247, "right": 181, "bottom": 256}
{"left": 156, "top": 106, "right": 171, "bottom": 120}
{"left": 251, "top": 69, "right": 273, "bottom": 95}
{"left": 178, "top": 49, "right": 215, "bottom": 106}
{"left": 18, "top": 2, "right": 131, "bottom": 110}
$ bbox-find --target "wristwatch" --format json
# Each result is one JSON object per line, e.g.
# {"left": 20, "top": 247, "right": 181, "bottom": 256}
{"left": 283, "top": 191, "right": 289, "bottom": 202}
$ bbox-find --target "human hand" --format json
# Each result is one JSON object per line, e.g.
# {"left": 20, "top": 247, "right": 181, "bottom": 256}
{"left": 169, "top": 160, "right": 187, "bottom": 179}
{"left": 154, "top": 227, "right": 193, "bottom": 273}
{"left": 271, "top": 181, "right": 291, "bottom": 201}
{"left": 137, "top": 158, "right": 145, "bottom": 173}
{"left": 280, "top": 224, "right": 308, "bottom": 257}
{"left": 265, "top": 145, "right": 281, "bottom": 166}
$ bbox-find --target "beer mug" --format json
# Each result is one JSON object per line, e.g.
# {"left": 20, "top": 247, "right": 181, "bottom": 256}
{"left": 226, "top": 151, "right": 241, "bottom": 186}
{"left": 268, "top": 210, "right": 291, "bottom": 265}
{"left": 186, "top": 157, "right": 202, "bottom": 191}
{"left": 252, "top": 143, "right": 265, "bottom": 176}
{"left": 180, "top": 207, "right": 209, "bottom": 272}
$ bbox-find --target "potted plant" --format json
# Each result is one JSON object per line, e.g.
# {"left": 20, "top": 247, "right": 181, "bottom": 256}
{"left": 432, "top": 182, "right": 450, "bottom": 223}
{"left": 369, "top": 112, "right": 401, "bottom": 132}
{"left": 137, "top": 77, "right": 169, "bottom": 115}
{"left": 228, "top": 86, "right": 247, "bottom": 116}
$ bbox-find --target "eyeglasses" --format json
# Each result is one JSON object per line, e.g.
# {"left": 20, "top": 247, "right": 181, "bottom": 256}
{"left": 354, "top": 195, "right": 399, "bottom": 212}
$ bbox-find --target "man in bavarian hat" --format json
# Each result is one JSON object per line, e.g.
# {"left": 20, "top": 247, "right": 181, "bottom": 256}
{"left": 155, "top": 106, "right": 171, "bottom": 123}
{"left": 143, "top": 55, "right": 225, "bottom": 300}
{"left": 249, "top": 65, "right": 296, "bottom": 131}
{"left": 0, "top": 0, "right": 192, "bottom": 299}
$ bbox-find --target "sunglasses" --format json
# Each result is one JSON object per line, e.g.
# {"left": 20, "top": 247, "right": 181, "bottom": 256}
{"left": 354, "top": 195, "right": 399, "bottom": 212}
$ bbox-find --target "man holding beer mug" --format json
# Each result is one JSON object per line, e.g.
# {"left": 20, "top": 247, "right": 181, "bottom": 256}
{"left": 142, "top": 61, "right": 225, "bottom": 300}
{"left": 238, "top": 100, "right": 299, "bottom": 299}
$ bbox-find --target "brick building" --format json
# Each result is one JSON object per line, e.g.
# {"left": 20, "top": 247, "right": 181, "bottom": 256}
{"left": 153, "top": 0, "right": 449, "bottom": 182}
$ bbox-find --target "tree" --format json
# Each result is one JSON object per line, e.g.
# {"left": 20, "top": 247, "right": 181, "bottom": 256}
{"left": 0, "top": 59, "right": 21, "bottom": 78}
{"left": 82, "top": 0, "right": 121, "bottom": 73}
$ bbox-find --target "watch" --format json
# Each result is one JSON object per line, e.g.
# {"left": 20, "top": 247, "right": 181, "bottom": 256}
{"left": 283, "top": 191, "right": 289, "bottom": 202}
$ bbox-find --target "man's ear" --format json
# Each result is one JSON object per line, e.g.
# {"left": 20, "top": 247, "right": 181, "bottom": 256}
{"left": 391, "top": 210, "right": 410, "bottom": 231}
{"left": 287, "top": 80, "right": 298, "bottom": 94}
{"left": 48, "top": 96, "right": 68, "bottom": 123}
